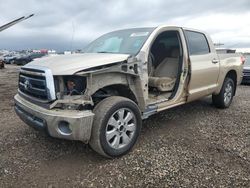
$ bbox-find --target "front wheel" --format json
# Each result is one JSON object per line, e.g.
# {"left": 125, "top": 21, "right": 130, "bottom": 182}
{"left": 212, "top": 77, "right": 235, "bottom": 109}
{"left": 89, "top": 96, "right": 142, "bottom": 158}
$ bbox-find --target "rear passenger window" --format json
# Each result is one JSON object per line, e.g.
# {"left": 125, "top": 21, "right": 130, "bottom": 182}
{"left": 185, "top": 31, "right": 210, "bottom": 55}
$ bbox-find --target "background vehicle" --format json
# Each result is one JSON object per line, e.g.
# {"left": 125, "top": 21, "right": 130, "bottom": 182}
{"left": 14, "top": 53, "right": 46, "bottom": 65}
{"left": 242, "top": 54, "right": 250, "bottom": 84}
{"left": 14, "top": 26, "right": 244, "bottom": 158}
{"left": 3, "top": 54, "right": 18, "bottom": 64}
{"left": 0, "top": 15, "right": 34, "bottom": 67}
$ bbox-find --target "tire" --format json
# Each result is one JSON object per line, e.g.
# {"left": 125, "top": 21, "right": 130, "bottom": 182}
{"left": 212, "top": 77, "right": 235, "bottom": 109}
{"left": 89, "top": 96, "right": 142, "bottom": 158}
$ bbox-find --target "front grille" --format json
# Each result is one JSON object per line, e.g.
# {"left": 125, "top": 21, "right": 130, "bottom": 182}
{"left": 18, "top": 66, "right": 56, "bottom": 102}
{"left": 19, "top": 72, "right": 48, "bottom": 100}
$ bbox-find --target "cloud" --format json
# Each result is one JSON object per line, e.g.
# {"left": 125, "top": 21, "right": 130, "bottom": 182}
{"left": 0, "top": 0, "right": 249, "bottom": 51}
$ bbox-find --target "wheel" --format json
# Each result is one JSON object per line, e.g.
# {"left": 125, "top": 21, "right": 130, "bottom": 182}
{"left": 212, "top": 77, "right": 235, "bottom": 109}
{"left": 89, "top": 96, "right": 142, "bottom": 158}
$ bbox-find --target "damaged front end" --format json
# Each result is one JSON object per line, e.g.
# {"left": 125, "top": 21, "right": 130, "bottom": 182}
{"left": 52, "top": 74, "right": 93, "bottom": 110}
{"left": 14, "top": 55, "right": 143, "bottom": 143}
{"left": 17, "top": 64, "right": 94, "bottom": 111}
{"left": 15, "top": 65, "right": 95, "bottom": 143}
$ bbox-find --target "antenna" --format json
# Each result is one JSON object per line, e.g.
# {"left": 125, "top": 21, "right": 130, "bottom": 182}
{"left": 70, "top": 21, "right": 75, "bottom": 53}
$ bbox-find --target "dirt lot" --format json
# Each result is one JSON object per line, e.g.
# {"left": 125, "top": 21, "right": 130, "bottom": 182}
{"left": 0, "top": 64, "right": 249, "bottom": 187}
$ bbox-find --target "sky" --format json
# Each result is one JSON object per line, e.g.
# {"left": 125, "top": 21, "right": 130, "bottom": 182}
{"left": 0, "top": 0, "right": 250, "bottom": 51}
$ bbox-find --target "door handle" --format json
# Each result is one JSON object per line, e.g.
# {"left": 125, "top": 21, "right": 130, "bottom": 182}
{"left": 212, "top": 59, "right": 219, "bottom": 64}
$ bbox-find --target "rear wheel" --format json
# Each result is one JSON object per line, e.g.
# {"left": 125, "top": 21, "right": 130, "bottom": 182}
{"left": 212, "top": 77, "right": 235, "bottom": 108}
{"left": 89, "top": 96, "right": 142, "bottom": 158}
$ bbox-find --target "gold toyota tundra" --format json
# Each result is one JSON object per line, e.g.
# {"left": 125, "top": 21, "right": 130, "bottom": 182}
{"left": 14, "top": 26, "right": 244, "bottom": 158}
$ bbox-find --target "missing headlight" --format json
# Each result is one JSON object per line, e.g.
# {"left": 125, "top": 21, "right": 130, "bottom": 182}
{"left": 63, "top": 76, "right": 86, "bottom": 95}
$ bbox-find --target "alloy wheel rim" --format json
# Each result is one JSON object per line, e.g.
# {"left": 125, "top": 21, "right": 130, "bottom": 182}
{"left": 105, "top": 108, "right": 136, "bottom": 149}
{"left": 224, "top": 82, "right": 233, "bottom": 105}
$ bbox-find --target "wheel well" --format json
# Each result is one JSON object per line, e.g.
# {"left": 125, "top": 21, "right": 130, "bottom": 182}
{"left": 92, "top": 84, "right": 138, "bottom": 106}
{"left": 226, "top": 70, "right": 237, "bottom": 95}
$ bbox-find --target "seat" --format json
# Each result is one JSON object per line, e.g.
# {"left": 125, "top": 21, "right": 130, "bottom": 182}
{"left": 149, "top": 48, "right": 180, "bottom": 92}
{"left": 148, "top": 77, "right": 176, "bottom": 92}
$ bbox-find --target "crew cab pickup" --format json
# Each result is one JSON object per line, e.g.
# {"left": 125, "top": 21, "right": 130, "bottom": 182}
{"left": 14, "top": 26, "right": 244, "bottom": 158}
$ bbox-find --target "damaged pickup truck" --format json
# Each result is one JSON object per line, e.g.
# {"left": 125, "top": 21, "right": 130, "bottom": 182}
{"left": 14, "top": 26, "right": 244, "bottom": 158}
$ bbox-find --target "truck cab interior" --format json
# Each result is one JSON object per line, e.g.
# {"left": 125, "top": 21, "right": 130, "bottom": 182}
{"left": 148, "top": 30, "right": 183, "bottom": 102}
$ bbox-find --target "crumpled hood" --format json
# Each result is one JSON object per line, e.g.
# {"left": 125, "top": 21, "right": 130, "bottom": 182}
{"left": 25, "top": 53, "right": 130, "bottom": 75}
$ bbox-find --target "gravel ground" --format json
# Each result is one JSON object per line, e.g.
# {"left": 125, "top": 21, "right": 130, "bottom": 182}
{"left": 0, "top": 65, "right": 249, "bottom": 187}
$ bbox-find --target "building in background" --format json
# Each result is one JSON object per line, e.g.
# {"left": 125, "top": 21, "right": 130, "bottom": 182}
{"left": 64, "top": 51, "right": 72, "bottom": 55}
{"left": 235, "top": 48, "right": 250, "bottom": 54}
{"left": 48, "top": 50, "right": 57, "bottom": 55}
{"left": 216, "top": 48, "right": 236, "bottom": 54}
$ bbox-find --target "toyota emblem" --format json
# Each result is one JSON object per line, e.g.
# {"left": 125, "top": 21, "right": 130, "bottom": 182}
{"left": 24, "top": 79, "right": 31, "bottom": 90}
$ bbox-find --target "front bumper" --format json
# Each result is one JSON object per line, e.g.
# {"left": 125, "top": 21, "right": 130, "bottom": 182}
{"left": 14, "top": 94, "right": 94, "bottom": 143}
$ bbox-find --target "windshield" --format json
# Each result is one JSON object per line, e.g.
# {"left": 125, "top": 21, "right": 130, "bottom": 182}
{"left": 84, "top": 28, "right": 155, "bottom": 55}
{"left": 244, "top": 55, "right": 250, "bottom": 66}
